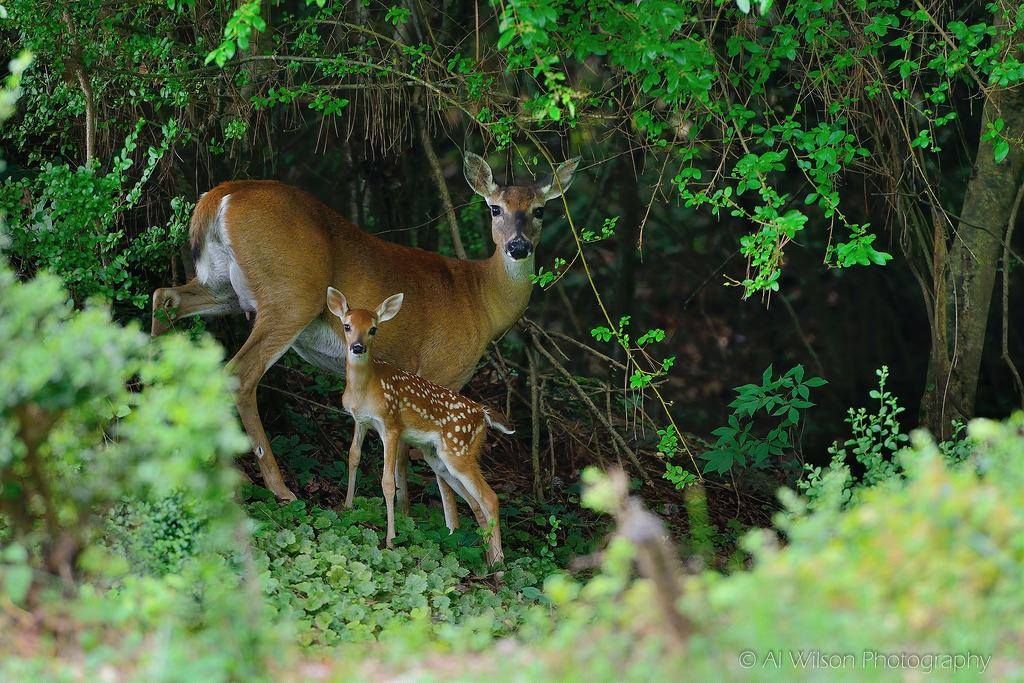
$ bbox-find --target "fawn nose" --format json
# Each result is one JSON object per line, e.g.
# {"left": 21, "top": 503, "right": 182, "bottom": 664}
{"left": 506, "top": 236, "right": 533, "bottom": 260}
{"left": 350, "top": 342, "right": 366, "bottom": 355}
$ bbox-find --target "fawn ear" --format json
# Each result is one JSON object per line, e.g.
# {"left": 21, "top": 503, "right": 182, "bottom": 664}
{"left": 375, "top": 292, "right": 404, "bottom": 323}
{"left": 326, "top": 287, "right": 349, "bottom": 318}
{"left": 538, "top": 156, "right": 581, "bottom": 202}
{"left": 464, "top": 152, "right": 497, "bottom": 197}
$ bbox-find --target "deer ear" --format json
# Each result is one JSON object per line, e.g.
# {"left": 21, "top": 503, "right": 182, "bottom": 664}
{"left": 538, "top": 156, "right": 581, "bottom": 202}
{"left": 464, "top": 152, "right": 497, "bottom": 197}
{"left": 375, "top": 292, "right": 404, "bottom": 323}
{"left": 326, "top": 287, "right": 349, "bottom": 318}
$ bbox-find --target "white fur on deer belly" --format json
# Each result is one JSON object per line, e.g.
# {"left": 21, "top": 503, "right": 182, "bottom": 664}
{"left": 401, "top": 427, "right": 439, "bottom": 451}
{"left": 292, "top": 318, "right": 346, "bottom": 372}
{"left": 228, "top": 260, "right": 256, "bottom": 314}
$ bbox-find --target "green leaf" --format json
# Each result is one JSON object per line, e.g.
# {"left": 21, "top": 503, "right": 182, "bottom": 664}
{"left": 2, "top": 564, "right": 32, "bottom": 605}
{"left": 994, "top": 139, "right": 1010, "bottom": 164}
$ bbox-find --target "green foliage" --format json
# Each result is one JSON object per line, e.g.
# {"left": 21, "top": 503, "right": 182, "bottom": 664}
{"left": 205, "top": 1, "right": 267, "bottom": 66}
{"left": 589, "top": 316, "right": 676, "bottom": 390}
{"left": 355, "top": 414, "right": 1024, "bottom": 680}
{"left": 799, "top": 366, "right": 973, "bottom": 509}
{"left": 702, "top": 364, "right": 826, "bottom": 474}
{"left": 244, "top": 492, "right": 547, "bottom": 646}
{"left": 4, "top": 0, "right": 1024, "bottom": 677}
{"left": 659, "top": 424, "right": 697, "bottom": 490}
{"left": 0, "top": 51, "right": 31, "bottom": 126}
{"left": 105, "top": 493, "right": 205, "bottom": 576}
{"left": 691, "top": 416, "right": 1024, "bottom": 672}
{"left": 0, "top": 120, "right": 182, "bottom": 307}
{"left": 0, "top": 258, "right": 289, "bottom": 681}
{"left": 0, "top": 258, "right": 247, "bottom": 589}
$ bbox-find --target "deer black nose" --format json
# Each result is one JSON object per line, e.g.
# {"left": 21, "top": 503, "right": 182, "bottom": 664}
{"left": 506, "top": 237, "right": 533, "bottom": 260}
{"left": 350, "top": 343, "right": 366, "bottom": 355}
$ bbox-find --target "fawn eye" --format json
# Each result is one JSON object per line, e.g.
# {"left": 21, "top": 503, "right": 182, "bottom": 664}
{"left": 532, "top": 207, "right": 544, "bottom": 219}
{"left": 369, "top": 326, "right": 377, "bottom": 335}
{"left": 343, "top": 324, "right": 351, "bottom": 332}
{"left": 490, "top": 205, "right": 501, "bottom": 217}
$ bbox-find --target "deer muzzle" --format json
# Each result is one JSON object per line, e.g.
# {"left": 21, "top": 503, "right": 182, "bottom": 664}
{"left": 506, "top": 235, "right": 533, "bottom": 260}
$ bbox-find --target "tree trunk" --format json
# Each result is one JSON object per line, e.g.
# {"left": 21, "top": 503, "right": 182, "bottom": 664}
{"left": 921, "top": 5, "right": 1024, "bottom": 437}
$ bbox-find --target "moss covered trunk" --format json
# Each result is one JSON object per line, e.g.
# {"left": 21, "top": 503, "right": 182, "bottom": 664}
{"left": 922, "top": 7, "right": 1024, "bottom": 436}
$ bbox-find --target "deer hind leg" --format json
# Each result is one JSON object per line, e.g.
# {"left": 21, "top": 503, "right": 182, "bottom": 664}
{"left": 436, "top": 476, "right": 462, "bottom": 532}
{"left": 151, "top": 279, "right": 239, "bottom": 336}
{"left": 419, "top": 447, "right": 475, "bottom": 532}
{"left": 229, "top": 310, "right": 315, "bottom": 502}
{"left": 396, "top": 444, "right": 459, "bottom": 526}
{"left": 395, "top": 444, "right": 411, "bottom": 515}
{"left": 441, "top": 442, "right": 503, "bottom": 565}
{"left": 440, "top": 469, "right": 487, "bottom": 529}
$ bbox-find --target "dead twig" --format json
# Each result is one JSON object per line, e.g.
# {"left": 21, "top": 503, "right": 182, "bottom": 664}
{"left": 527, "top": 339, "right": 544, "bottom": 501}
{"left": 530, "top": 334, "right": 654, "bottom": 487}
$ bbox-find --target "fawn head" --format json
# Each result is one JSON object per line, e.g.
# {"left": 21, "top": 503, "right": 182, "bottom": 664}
{"left": 326, "top": 288, "right": 404, "bottom": 363}
{"left": 464, "top": 152, "right": 580, "bottom": 261}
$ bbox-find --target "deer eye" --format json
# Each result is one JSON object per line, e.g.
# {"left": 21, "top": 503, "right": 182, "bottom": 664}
{"left": 343, "top": 324, "right": 351, "bottom": 332}
{"left": 490, "top": 205, "right": 502, "bottom": 217}
{"left": 369, "top": 326, "right": 377, "bottom": 335}
{"left": 532, "top": 207, "right": 544, "bottom": 219}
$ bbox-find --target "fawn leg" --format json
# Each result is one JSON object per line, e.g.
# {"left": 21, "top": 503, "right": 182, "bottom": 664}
{"left": 443, "top": 445, "right": 503, "bottom": 565}
{"left": 395, "top": 443, "right": 411, "bottom": 514}
{"left": 345, "top": 422, "right": 367, "bottom": 508}
{"left": 421, "top": 449, "right": 471, "bottom": 532}
{"left": 381, "top": 431, "right": 400, "bottom": 548}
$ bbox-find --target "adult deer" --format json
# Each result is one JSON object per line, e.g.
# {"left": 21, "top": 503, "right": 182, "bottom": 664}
{"left": 151, "top": 152, "right": 580, "bottom": 513}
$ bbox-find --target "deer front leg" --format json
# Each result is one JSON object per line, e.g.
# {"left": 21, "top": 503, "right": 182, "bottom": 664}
{"left": 381, "top": 430, "right": 400, "bottom": 549}
{"left": 345, "top": 422, "right": 367, "bottom": 508}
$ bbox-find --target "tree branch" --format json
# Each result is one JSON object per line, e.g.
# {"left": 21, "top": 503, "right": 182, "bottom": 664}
{"left": 415, "top": 105, "right": 466, "bottom": 258}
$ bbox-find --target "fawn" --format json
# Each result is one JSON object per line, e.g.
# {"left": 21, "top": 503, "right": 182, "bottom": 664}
{"left": 327, "top": 287, "right": 511, "bottom": 565}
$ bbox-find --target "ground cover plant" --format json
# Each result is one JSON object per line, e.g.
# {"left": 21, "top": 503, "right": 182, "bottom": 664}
{"left": 3, "top": 0, "right": 1024, "bottom": 679}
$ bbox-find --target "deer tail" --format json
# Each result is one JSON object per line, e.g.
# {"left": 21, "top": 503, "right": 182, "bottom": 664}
{"left": 484, "top": 408, "right": 515, "bottom": 435}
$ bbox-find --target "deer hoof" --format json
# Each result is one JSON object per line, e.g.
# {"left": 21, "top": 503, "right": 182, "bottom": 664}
{"left": 272, "top": 485, "right": 298, "bottom": 502}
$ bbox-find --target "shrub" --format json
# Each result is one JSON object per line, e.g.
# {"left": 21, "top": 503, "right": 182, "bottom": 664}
{"left": 799, "top": 366, "right": 974, "bottom": 509}
{"left": 349, "top": 414, "right": 1024, "bottom": 680}
{"left": 0, "top": 259, "right": 283, "bottom": 681}
{"left": 0, "top": 120, "right": 184, "bottom": 308}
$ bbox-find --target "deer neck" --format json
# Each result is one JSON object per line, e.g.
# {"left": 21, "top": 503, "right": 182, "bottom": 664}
{"left": 479, "top": 248, "right": 535, "bottom": 335}
{"left": 343, "top": 356, "right": 380, "bottom": 408}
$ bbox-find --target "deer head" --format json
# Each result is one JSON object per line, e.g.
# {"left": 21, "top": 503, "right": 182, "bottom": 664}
{"left": 463, "top": 152, "right": 580, "bottom": 262}
{"left": 326, "top": 288, "right": 404, "bottom": 364}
